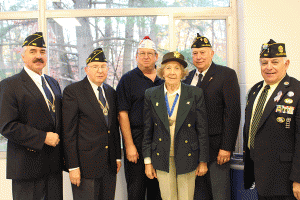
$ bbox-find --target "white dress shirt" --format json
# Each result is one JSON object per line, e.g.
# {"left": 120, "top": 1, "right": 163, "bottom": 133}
{"left": 24, "top": 66, "right": 54, "bottom": 110}
{"left": 190, "top": 63, "right": 211, "bottom": 86}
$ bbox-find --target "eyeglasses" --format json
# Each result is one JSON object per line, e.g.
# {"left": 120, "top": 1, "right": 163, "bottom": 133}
{"left": 89, "top": 65, "right": 107, "bottom": 70}
{"left": 138, "top": 52, "right": 156, "bottom": 58}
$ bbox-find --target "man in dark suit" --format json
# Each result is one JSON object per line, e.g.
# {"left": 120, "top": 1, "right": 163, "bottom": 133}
{"left": 0, "top": 32, "right": 63, "bottom": 200}
{"left": 183, "top": 33, "right": 241, "bottom": 200}
{"left": 62, "top": 48, "right": 121, "bottom": 200}
{"left": 243, "top": 39, "right": 300, "bottom": 200}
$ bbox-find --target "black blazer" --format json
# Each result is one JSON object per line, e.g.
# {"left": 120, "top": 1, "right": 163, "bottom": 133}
{"left": 243, "top": 75, "right": 300, "bottom": 196}
{"left": 142, "top": 83, "right": 209, "bottom": 175}
{"left": 0, "top": 69, "right": 62, "bottom": 179}
{"left": 62, "top": 77, "right": 121, "bottom": 178}
{"left": 183, "top": 62, "right": 241, "bottom": 160}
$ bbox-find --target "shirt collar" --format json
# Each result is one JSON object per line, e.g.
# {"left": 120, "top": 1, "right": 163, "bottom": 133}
{"left": 195, "top": 62, "right": 211, "bottom": 77}
{"left": 87, "top": 76, "right": 103, "bottom": 91}
{"left": 262, "top": 74, "right": 286, "bottom": 91}
{"left": 24, "top": 66, "right": 43, "bottom": 85}
{"left": 136, "top": 66, "right": 161, "bottom": 82}
{"left": 164, "top": 82, "right": 181, "bottom": 96}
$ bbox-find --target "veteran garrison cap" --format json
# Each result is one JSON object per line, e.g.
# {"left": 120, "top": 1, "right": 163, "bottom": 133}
{"left": 138, "top": 36, "right": 157, "bottom": 51}
{"left": 22, "top": 32, "right": 46, "bottom": 48}
{"left": 260, "top": 39, "right": 286, "bottom": 58}
{"left": 191, "top": 33, "right": 212, "bottom": 48}
{"left": 161, "top": 51, "right": 187, "bottom": 68}
{"left": 86, "top": 48, "right": 107, "bottom": 64}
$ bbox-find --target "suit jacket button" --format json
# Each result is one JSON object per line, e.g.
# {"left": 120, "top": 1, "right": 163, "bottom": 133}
{"left": 105, "top": 146, "right": 108, "bottom": 149}
{"left": 188, "top": 153, "right": 191, "bottom": 156}
{"left": 188, "top": 124, "right": 191, "bottom": 127}
{"left": 108, "top": 130, "right": 110, "bottom": 133}
{"left": 159, "top": 138, "right": 162, "bottom": 141}
{"left": 157, "top": 153, "right": 159, "bottom": 156}
{"left": 185, "top": 140, "right": 188, "bottom": 143}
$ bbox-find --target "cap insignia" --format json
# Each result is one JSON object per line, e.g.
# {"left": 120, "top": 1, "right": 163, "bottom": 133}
{"left": 174, "top": 51, "right": 180, "bottom": 58}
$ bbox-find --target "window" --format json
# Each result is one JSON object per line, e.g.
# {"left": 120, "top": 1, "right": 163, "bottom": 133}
{"left": 0, "top": 0, "right": 238, "bottom": 153}
{"left": 0, "top": 0, "right": 38, "bottom": 12}
{"left": 175, "top": 19, "right": 227, "bottom": 70}
{"left": 47, "top": 0, "right": 230, "bottom": 10}
{"left": 47, "top": 16, "right": 169, "bottom": 88}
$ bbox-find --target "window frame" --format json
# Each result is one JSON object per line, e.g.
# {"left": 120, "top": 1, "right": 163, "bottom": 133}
{"left": 0, "top": 0, "right": 239, "bottom": 157}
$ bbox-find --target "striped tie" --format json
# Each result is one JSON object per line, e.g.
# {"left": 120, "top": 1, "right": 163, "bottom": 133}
{"left": 249, "top": 85, "right": 270, "bottom": 149}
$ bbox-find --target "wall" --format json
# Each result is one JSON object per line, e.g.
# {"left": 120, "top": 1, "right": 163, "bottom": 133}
{"left": 238, "top": 0, "right": 300, "bottom": 129}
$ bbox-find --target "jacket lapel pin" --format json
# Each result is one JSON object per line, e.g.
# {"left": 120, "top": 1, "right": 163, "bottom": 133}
{"left": 156, "top": 102, "right": 159, "bottom": 106}
{"left": 187, "top": 101, "right": 190, "bottom": 105}
{"left": 209, "top": 77, "right": 213, "bottom": 81}
{"left": 274, "top": 91, "right": 282, "bottom": 102}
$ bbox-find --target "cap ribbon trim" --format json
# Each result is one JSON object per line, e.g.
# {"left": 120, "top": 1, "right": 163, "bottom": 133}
{"left": 28, "top": 34, "right": 43, "bottom": 46}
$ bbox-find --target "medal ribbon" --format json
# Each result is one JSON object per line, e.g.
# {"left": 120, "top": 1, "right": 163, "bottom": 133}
{"left": 165, "top": 93, "right": 179, "bottom": 117}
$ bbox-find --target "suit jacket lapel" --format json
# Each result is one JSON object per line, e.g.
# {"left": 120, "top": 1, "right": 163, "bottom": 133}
{"left": 257, "top": 76, "right": 290, "bottom": 132}
{"left": 244, "top": 82, "right": 263, "bottom": 140}
{"left": 199, "top": 62, "right": 216, "bottom": 89}
{"left": 174, "top": 83, "right": 194, "bottom": 136}
{"left": 83, "top": 77, "right": 108, "bottom": 127}
{"left": 184, "top": 69, "right": 196, "bottom": 85}
{"left": 151, "top": 84, "right": 170, "bottom": 133}
{"left": 20, "top": 70, "right": 54, "bottom": 124}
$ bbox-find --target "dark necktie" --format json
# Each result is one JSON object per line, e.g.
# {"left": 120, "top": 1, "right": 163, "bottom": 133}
{"left": 196, "top": 73, "right": 203, "bottom": 87}
{"left": 41, "top": 76, "right": 56, "bottom": 123}
{"left": 98, "top": 86, "right": 108, "bottom": 125}
{"left": 249, "top": 85, "right": 270, "bottom": 149}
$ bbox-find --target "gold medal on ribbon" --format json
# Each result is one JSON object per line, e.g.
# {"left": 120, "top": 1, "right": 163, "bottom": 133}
{"left": 47, "top": 99, "right": 55, "bottom": 113}
{"left": 103, "top": 107, "right": 108, "bottom": 116}
{"left": 98, "top": 100, "right": 109, "bottom": 116}
{"left": 51, "top": 104, "right": 55, "bottom": 113}
{"left": 169, "top": 119, "right": 175, "bottom": 126}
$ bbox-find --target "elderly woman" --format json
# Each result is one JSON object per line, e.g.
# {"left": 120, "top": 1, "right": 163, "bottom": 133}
{"left": 142, "top": 51, "right": 209, "bottom": 200}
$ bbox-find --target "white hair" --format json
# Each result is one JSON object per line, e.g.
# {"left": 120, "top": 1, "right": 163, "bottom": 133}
{"left": 259, "top": 57, "right": 289, "bottom": 65}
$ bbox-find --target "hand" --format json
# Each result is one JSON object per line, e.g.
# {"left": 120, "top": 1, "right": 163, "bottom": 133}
{"left": 125, "top": 144, "right": 139, "bottom": 163}
{"left": 293, "top": 181, "right": 300, "bottom": 200}
{"left": 69, "top": 168, "right": 81, "bottom": 187}
{"left": 116, "top": 161, "right": 122, "bottom": 174}
{"left": 217, "top": 149, "right": 231, "bottom": 165}
{"left": 196, "top": 162, "right": 208, "bottom": 176}
{"left": 145, "top": 164, "right": 157, "bottom": 179}
{"left": 44, "top": 132, "right": 60, "bottom": 147}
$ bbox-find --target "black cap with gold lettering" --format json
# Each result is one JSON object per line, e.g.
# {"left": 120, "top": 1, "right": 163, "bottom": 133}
{"left": 260, "top": 39, "right": 286, "bottom": 58}
{"left": 86, "top": 48, "right": 107, "bottom": 64}
{"left": 22, "top": 32, "right": 46, "bottom": 48}
{"left": 191, "top": 33, "right": 212, "bottom": 48}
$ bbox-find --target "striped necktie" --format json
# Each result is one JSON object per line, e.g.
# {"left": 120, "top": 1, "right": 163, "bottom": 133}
{"left": 249, "top": 85, "right": 270, "bottom": 149}
{"left": 41, "top": 76, "right": 56, "bottom": 123}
